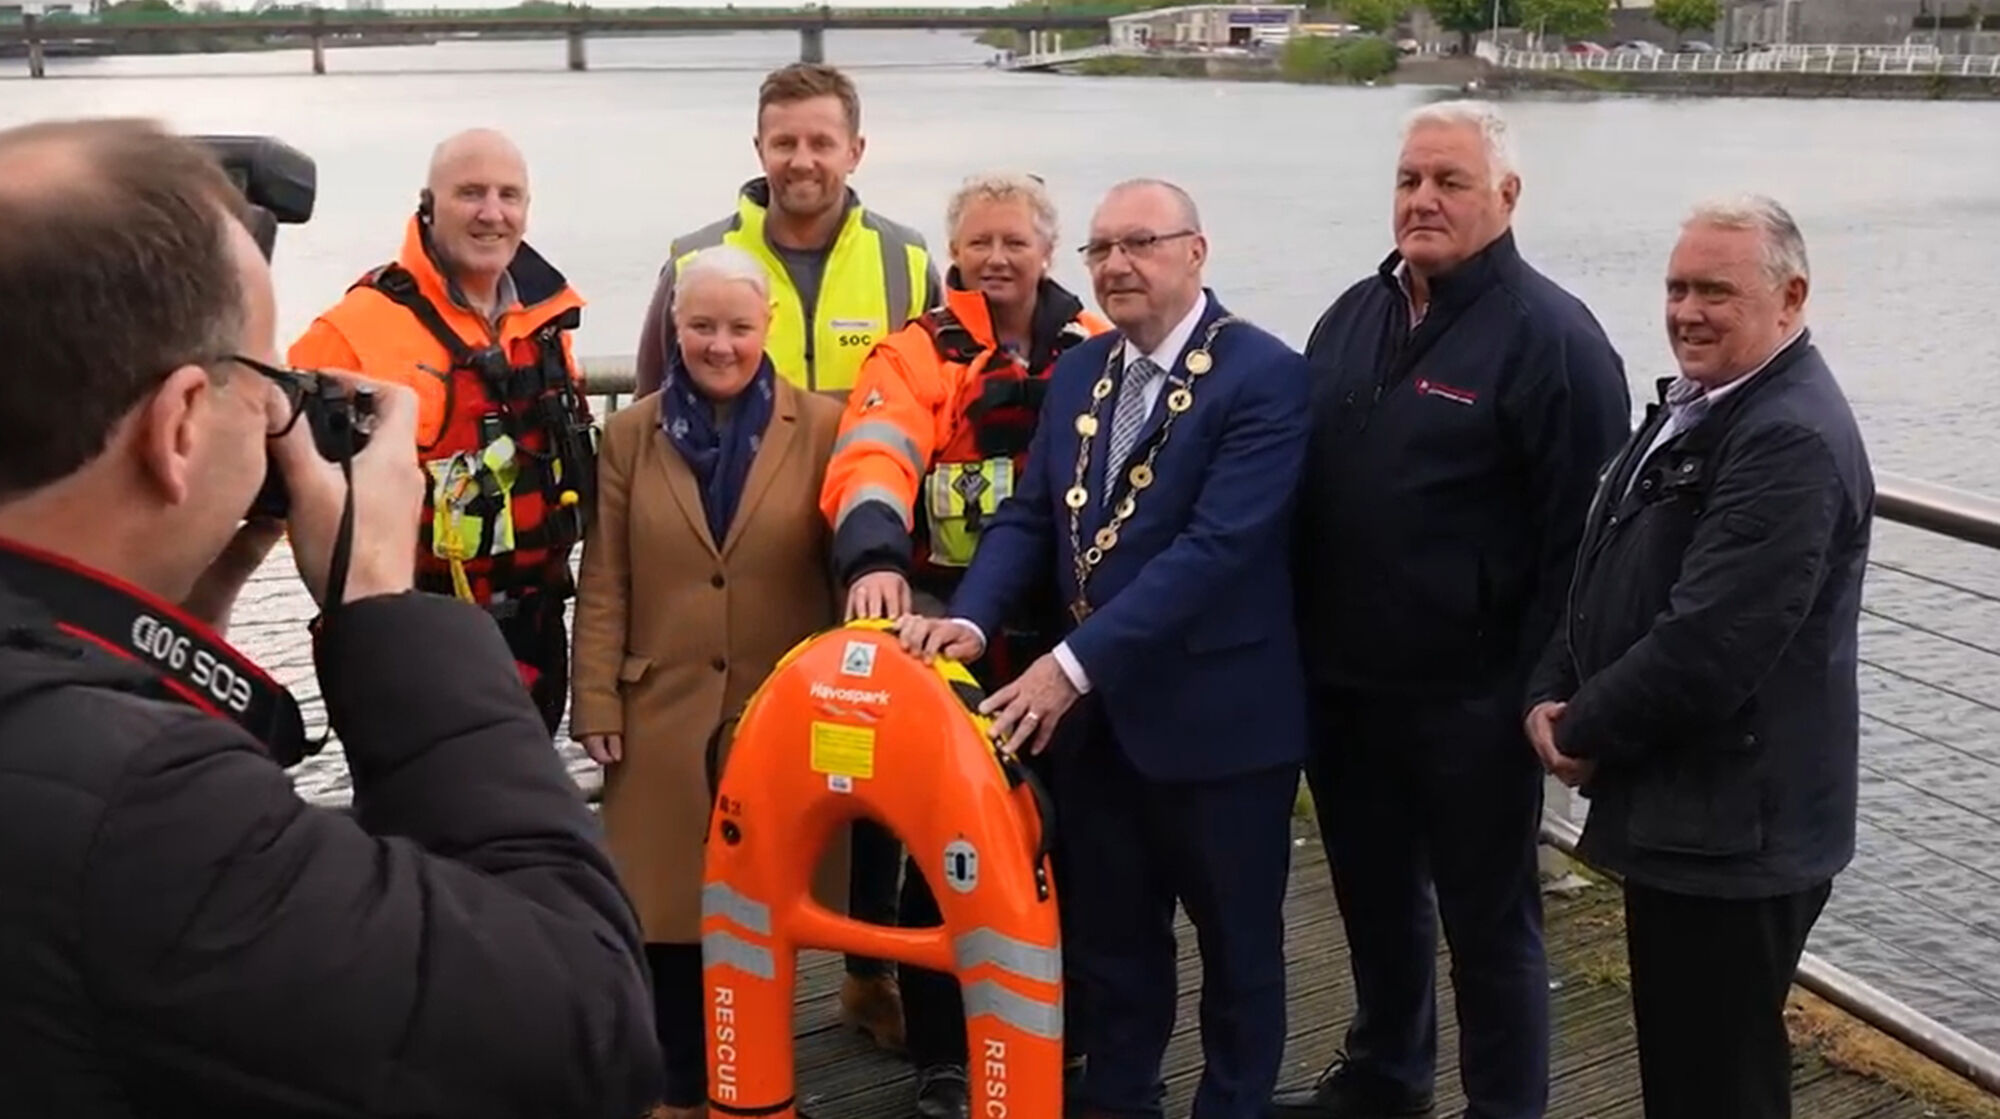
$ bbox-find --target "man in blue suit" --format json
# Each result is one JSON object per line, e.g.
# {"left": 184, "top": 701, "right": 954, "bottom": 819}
{"left": 896, "top": 178, "right": 1311, "bottom": 1119}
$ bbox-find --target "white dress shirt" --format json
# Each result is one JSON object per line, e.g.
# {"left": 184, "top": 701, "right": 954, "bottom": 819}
{"left": 957, "top": 292, "right": 1211, "bottom": 695}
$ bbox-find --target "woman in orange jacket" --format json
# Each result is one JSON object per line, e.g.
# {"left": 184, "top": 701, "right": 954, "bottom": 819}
{"left": 818, "top": 170, "right": 1109, "bottom": 1119}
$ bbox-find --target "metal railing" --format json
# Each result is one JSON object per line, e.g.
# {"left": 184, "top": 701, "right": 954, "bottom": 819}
{"left": 1487, "top": 42, "right": 2000, "bottom": 77}
{"left": 1875, "top": 472, "right": 2000, "bottom": 549}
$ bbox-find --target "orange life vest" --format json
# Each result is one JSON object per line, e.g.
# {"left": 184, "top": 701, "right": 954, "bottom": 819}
{"left": 287, "top": 217, "right": 598, "bottom": 607}
{"left": 701, "top": 622, "right": 1064, "bottom": 1119}
{"left": 820, "top": 279, "right": 1109, "bottom": 589}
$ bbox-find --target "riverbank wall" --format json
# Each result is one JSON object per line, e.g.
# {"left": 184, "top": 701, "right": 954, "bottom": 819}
{"left": 1026, "top": 45, "right": 2000, "bottom": 101}
{"left": 1054, "top": 52, "right": 1482, "bottom": 87}
{"left": 1481, "top": 64, "right": 2000, "bottom": 100}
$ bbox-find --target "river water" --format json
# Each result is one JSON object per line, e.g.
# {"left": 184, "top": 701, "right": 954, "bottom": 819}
{"left": 8, "top": 28, "right": 2000, "bottom": 1061}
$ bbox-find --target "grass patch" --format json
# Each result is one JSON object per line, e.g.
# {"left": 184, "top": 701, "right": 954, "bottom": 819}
{"left": 1556, "top": 889, "right": 2000, "bottom": 1115}
{"left": 1279, "top": 34, "right": 1399, "bottom": 84}
{"left": 1786, "top": 990, "right": 2000, "bottom": 1119}
{"left": 1073, "top": 54, "right": 1208, "bottom": 78}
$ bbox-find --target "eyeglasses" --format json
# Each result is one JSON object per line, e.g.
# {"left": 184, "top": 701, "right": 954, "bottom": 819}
{"left": 221, "top": 353, "right": 315, "bottom": 437}
{"left": 1078, "top": 229, "right": 1197, "bottom": 265}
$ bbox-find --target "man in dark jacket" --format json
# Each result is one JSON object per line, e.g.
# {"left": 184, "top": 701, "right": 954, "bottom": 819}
{"left": 1276, "top": 101, "right": 1632, "bottom": 1119}
{"left": 0, "top": 118, "right": 661, "bottom": 1117}
{"left": 1526, "top": 194, "right": 1873, "bottom": 1119}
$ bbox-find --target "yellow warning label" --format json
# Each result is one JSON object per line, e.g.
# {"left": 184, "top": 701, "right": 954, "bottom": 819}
{"left": 810, "top": 721, "right": 876, "bottom": 780}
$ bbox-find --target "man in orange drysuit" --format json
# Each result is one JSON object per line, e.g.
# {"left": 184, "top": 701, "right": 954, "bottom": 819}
{"left": 820, "top": 170, "right": 1107, "bottom": 1119}
{"left": 289, "top": 128, "right": 598, "bottom": 736}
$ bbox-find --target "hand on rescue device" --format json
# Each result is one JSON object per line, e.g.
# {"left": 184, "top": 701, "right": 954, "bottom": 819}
{"left": 979, "top": 655, "right": 1079, "bottom": 757}
{"left": 846, "top": 571, "right": 913, "bottom": 621}
{"left": 579, "top": 733, "right": 624, "bottom": 766}
{"left": 1525, "top": 700, "right": 1591, "bottom": 787}
{"left": 893, "top": 615, "right": 984, "bottom": 663}
{"left": 271, "top": 372, "right": 422, "bottom": 607}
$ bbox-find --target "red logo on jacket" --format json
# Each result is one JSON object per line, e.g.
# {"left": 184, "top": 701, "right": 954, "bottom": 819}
{"left": 1414, "top": 377, "right": 1479, "bottom": 406}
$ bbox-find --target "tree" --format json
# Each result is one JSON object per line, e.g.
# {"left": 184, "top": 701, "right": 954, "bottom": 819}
{"left": 1342, "top": 0, "right": 1409, "bottom": 34}
{"left": 1651, "top": 0, "right": 1719, "bottom": 42}
{"left": 1424, "top": 0, "right": 1517, "bottom": 51}
{"left": 1516, "top": 0, "right": 1610, "bottom": 39}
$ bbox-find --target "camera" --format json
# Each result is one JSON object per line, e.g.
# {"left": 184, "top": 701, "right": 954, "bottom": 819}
{"left": 193, "top": 135, "right": 376, "bottom": 520}
{"left": 194, "top": 135, "right": 315, "bottom": 263}
{"left": 246, "top": 373, "right": 380, "bottom": 521}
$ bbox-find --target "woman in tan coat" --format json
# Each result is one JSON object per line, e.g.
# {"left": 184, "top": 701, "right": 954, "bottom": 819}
{"left": 570, "top": 244, "right": 844, "bottom": 1119}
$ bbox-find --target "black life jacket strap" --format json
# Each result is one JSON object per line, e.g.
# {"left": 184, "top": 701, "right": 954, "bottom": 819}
{"left": 355, "top": 265, "right": 598, "bottom": 559}
{"left": 0, "top": 543, "right": 313, "bottom": 767}
{"left": 355, "top": 264, "right": 485, "bottom": 373}
{"left": 918, "top": 307, "right": 987, "bottom": 367}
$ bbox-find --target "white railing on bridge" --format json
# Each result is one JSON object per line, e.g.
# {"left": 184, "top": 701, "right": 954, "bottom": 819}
{"left": 1489, "top": 42, "right": 2000, "bottom": 78}
{"left": 998, "top": 42, "right": 1135, "bottom": 71}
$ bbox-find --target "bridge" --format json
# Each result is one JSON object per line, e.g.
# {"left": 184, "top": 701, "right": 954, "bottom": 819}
{"left": 0, "top": 6, "right": 1111, "bottom": 78}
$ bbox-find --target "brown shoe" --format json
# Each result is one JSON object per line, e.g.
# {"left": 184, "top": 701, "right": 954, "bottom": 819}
{"left": 838, "top": 971, "right": 907, "bottom": 1053}
{"left": 647, "top": 1105, "right": 707, "bottom": 1119}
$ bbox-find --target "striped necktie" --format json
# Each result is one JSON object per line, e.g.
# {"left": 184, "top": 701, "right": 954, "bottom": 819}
{"left": 1657, "top": 376, "right": 1713, "bottom": 448}
{"left": 1105, "top": 356, "right": 1163, "bottom": 490}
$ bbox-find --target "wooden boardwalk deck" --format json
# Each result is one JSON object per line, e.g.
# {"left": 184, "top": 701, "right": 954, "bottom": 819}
{"left": 769, "top": 839, "right": 1994, "bottom": 1119}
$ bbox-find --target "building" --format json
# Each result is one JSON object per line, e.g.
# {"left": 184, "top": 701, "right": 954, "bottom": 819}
{"left": 1108, "top": 3, "right": 1306, "bottom": 49}
{"left": 1718, "top": 0, "right": 1987, "bottom": 46}
{"left": 2, "top": 1, "right": 83, "bottom": 15}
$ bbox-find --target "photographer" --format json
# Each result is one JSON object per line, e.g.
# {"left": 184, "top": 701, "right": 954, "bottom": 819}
{"left": 0, "top": 119, "right": 661, "bottom": 1116}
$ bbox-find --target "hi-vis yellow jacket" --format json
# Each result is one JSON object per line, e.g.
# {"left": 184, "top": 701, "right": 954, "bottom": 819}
{"left": 637, "top": 178, "right": 939, "bottom": 399}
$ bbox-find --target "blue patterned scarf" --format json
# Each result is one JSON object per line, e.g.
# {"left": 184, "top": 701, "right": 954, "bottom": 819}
{"left": 659, "top": 350, "right": 777, "bottom": 545}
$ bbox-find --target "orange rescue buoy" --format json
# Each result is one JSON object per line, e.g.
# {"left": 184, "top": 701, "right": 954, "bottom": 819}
{"left": 701, "top": 620, "right": 1064, "bottom": 1119}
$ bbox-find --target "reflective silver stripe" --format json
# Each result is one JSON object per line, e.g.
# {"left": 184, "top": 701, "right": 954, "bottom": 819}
{"left": 702, "top": 929, "right": 777, "bottom": 980}
{"left": 701, "top": 881, "right": 772, "bottom": 935}
{"left": 962, "top": 980, "right": 1063, "bottom": 1040}
{"left": 861, "top": 210, "right": 926, "bottom": 329}
{"left": 833, "top": 420, "right": 924, "bottom": 476}
{"left": 672, "top": 213, "right": 738, "bottom": 263}
{"left": 836, "top": 485, "right": 911, "bottom": 531}
{"left": 660, "top": 215, "right": 743, "bottom": 348}
{"left": 954, "top": 928, "right": 1062, "bottom": 985}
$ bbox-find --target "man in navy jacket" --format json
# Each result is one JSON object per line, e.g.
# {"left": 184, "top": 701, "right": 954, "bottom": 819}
{"left": 1527, "top": 195, "right": 1872, "bottom": 1119}
{"left": 898, "top": 178, "right": 1311, "bottom": 1119}
{"left": 1275, "top": 101, "right": 1632, "bottom": 1119}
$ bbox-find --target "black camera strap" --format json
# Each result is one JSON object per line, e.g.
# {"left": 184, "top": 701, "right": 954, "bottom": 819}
{"left": 0, "top": 540, "right": 312, "bottom": 766}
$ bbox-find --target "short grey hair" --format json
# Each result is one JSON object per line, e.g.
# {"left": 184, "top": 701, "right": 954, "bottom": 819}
{"left": 1403, "top": 99, "right": 1517, "bottom": 182}
{"left": 673, "top": 244, "right": 771, "bottom": 312}
{"left": 1103, "top": 177, "right": 1202, "bottom": 231}
{"left": 946, "top": 171, "right": 1060, "bottom": 249}
{"left": 1683, "top": 193, "right": 1810, "bottom": 287}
